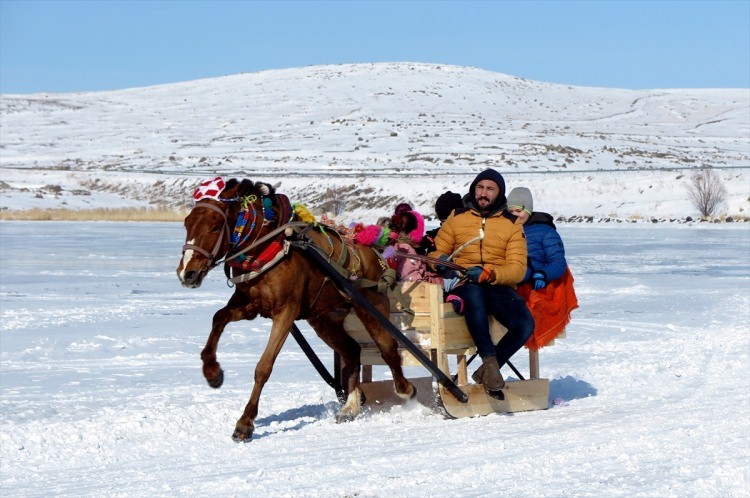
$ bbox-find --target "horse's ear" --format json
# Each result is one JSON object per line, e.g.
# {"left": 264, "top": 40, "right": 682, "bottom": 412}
{"left": 236, "top": 179, "right": 255, "bottom": 197}
{"left": 219, "top": 178, "right": 240, "bottom": 199}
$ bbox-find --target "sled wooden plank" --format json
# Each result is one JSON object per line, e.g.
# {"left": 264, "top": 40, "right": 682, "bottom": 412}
{"left": 359, "top": 376, "right": 437, "bottom": 411}
{"left": 388, "top": 281, "right": 433, "bottom": 313}
{"left": 346, "top": 313, "right": 506, "bottom": 349}
{"left": 360, "top": 347, "right": 425, "bottom": 367}
{"left": 359, "top": 378, "right": 550, "bottom": 417}
{"left": 344, "top": 313, "right": 426, "bottom": 342}
{"left": 344, "top": 312, "right": 436, "bottom": 337}
{"left": 438, "top": 379, "right": 550, "bottom": 418}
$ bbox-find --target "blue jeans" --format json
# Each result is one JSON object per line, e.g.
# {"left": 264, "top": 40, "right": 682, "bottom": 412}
{"left": 452, "top": 283, "right": 534, "bottom": 365}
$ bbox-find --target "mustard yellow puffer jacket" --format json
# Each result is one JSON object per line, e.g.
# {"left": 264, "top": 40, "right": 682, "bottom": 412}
{"left": 428, "top": 209, "right": 527, "bottom": 287}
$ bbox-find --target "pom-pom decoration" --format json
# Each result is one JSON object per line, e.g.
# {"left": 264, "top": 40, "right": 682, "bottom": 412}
{"left": 382, "top": 245, "right": 396, "bottom": 260}
{"left": 262, "top": 197, "right": 275, "bottom": 221}
{"left": 193, "top": 177, "right": 226, "bottom": 202}
{"left": 376, "top": 227, "right": 391, "bottom": 246}
{"left": 354, "top": 224, "right": 383, "bottom": 246}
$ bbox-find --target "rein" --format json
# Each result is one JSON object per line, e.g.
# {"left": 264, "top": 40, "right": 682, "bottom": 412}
{"left": 392, "top": 250, "right": 467, "bottom": 273}
{"left": 187, "top": 189, "right": 396, "bottom": 292}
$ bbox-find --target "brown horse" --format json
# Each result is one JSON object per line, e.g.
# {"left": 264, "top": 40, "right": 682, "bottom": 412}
{"left": 176, "top": 178, "right": 415, "bottom": 441}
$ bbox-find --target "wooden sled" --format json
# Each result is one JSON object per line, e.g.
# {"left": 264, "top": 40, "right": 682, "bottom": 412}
{"left": 344, "top": 281, "right": 552, "bottom": 418}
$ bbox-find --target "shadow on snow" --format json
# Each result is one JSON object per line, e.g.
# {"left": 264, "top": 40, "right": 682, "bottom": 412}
{"left": 549, "top": 376, "right": 597, "bottom": 402}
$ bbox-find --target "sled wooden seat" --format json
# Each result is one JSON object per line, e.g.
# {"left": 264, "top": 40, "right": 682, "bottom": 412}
{"left": 344, "top": 281, "right": 552, "bottom": 417}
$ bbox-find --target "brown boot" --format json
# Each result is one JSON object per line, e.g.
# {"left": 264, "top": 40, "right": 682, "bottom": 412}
{"left": 479, "top": 356, "right": 505, "bottom": 399}
{"left": 471, "top": 363, "right": 485, "bottom": 384}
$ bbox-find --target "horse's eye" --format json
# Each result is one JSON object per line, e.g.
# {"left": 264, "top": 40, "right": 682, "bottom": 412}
{"left": 211, "top": 225, "right": 221, "bottom": 233}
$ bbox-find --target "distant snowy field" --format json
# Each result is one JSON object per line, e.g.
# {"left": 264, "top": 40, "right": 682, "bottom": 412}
{"left": 1, "top": 221, "right": 748, "bottom": 497}
{"left": 2, "top": 63, "right": 749, "bottom": 220}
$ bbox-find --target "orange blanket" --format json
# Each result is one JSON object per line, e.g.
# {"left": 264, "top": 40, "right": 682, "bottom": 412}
{"left": 518, "top": 266, "right": 579, "bottom": 350}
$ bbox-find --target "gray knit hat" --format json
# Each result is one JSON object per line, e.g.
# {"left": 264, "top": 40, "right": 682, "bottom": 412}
{"left": 507, "top": 187, "right": 533, "bottom": 215}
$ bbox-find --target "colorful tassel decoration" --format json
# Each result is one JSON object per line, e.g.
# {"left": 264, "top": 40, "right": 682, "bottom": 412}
{"left": 293, "top": 203, "right": 317, "bottom": 224}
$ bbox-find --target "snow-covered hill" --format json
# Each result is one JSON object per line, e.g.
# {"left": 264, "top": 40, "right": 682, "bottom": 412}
{"left": 1, "top": 63, "right": 748, "bottom": 221}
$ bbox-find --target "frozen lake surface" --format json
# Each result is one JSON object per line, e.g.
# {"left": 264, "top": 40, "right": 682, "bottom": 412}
{"left": 1, "top": 221, "right": 748, "bottom": 497}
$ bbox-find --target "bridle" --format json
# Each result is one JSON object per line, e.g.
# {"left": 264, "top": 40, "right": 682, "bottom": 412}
{"left": 182, "top": 201, "right": 232, "bottom": 271}
{"left": 183, "top": 194, "right": 306, "bottom": 280}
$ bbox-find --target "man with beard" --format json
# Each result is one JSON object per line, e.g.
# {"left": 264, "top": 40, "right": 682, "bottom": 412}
{"left": 428, "top": 169, "right": 533, "bottom": 399}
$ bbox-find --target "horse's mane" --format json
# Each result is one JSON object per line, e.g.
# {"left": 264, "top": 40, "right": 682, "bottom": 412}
{"left": 223, "top": 178, "right": 277, "bottom": 200}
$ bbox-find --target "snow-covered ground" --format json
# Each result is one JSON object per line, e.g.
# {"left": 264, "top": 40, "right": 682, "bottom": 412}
{"left": 2, "top": 63, "right": 749, "bottom": 221}
{"left": 1, "top": 221, "right": 748, "bottom": 497}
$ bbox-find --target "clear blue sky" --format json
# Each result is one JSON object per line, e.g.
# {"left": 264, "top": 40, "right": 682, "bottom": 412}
{"left": 1, "top": 0, "right": 748, "bottom": 94}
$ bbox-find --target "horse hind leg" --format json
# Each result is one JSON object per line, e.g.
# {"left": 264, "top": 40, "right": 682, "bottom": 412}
{"left": 308, "top": 315, "right": 365, "bottom": 423}
{"left": 337, "top": 387, "right": 364, "bottom": 424}
{"left": 353, "top": 294, "right": 416, "bottom": 401}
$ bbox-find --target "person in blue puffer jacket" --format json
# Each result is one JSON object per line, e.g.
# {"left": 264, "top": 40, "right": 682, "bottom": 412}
{"left": 506, "top": 186, "right": 578, "bottom": 350}
{"left": 506, "top": 187, "right": 567, "bottom": 289}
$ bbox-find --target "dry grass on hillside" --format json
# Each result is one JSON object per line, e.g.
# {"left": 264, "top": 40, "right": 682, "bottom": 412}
{"left": 0, "top": 207, "right": 188, "bottom": 222}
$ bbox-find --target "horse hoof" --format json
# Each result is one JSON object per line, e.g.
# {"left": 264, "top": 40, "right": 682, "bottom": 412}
{"left": 232, "top": 425, "right": 254, "bottom": 442}
{"left": 395, "top": 383, "right": 417, "bottom": 401}
{"left": 335, "top": 412, "right": 355, "bottom": 424}
{"left": 207, "top": 369, "right": 224, "bottom": 389}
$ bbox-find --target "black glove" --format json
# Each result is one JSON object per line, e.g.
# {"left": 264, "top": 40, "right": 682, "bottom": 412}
{"left": 435, "top": 254, "right": 449, "bottom": 273}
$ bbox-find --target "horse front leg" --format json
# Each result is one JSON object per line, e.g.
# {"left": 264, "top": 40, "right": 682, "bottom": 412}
{"left": 201, "top": 291, "right": 255, "bottom": 388}
{"left": 232, "top": 311, "right": 295, "bottom": 442}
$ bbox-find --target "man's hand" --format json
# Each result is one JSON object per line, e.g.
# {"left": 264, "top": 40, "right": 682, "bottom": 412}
{"left": 435, "top": 254, "right": 450, "bottom": 273}
{"left": 466, "top": 265, "right": 495, "bottom": 283}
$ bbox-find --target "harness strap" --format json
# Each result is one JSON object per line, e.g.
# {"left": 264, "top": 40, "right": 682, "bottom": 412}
{"left": 230, "top": 239, "right": 291, "bottom": 285}
{"left": 276, "top": 193, "right": 293, "bottom": 225}
{"left": 288, "top": 237, "right": 397, "bottom": 306}
{"left": 298, "top": 223, "right": 351, "bottom": 270}
{"left": 225, "top": 221, "right": 309, "bottom": 263}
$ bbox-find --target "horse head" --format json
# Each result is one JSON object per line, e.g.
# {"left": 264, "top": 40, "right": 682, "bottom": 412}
{"left": 177, "top": 178, "right": 276, "bottom": 288}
